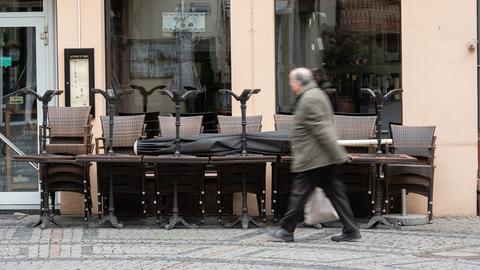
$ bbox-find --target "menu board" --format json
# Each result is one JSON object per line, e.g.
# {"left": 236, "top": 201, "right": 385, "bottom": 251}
{"left": 69, "top": 58, "right": 90, "bottom": 106}
{"left": 64, "top": 49, "right": 95, "bottom": 115}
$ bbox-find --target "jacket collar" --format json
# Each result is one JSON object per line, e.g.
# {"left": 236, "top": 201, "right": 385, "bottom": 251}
{"left": 296, "top": 81, "right": 318, "bottom": 96}
{"left": 293, "top": 81, "right": 318, "bottom": 110}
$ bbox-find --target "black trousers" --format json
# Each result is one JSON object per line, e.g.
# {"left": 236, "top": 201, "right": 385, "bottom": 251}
{"left": 279, "top": 165, "right": 359, "bottom": 233}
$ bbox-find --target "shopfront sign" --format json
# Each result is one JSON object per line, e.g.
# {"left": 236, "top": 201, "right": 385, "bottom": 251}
{"left": 162, "top": 12, "right": 206, "bottom": 32}
{"left": 1, "top": 56, "right": 12, "bottom": 67}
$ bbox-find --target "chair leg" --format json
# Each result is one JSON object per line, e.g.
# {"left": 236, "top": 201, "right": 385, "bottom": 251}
{"left": 50, "top": 192, "right": 56, "bottom": 215}
{"left": 217, "top": 171, "right": 223, "bottom": 224}
{"left": 428, "top": 184, "right": 434, "bottom": 222}
{"left": 271, "top": 163, "right": 278, "bottom": 223}
{"left": 97, "top": 175, "right": 103, "bottom": 220}
{"left": 256, "top": 191, "right": 266, "bottom": 222}
{"left": 200, "top": 169, "right": 205, "bottom": 224}
{"left": 256, "top": 194, "right": 262, "bottom": 219}
{"left": 154, "top": 166, "right": 161, "bottom": 224}
{"left": 261, "top": 176, "right": 266, "bottom": 222}
{"left": 369, "top": 164, "right": 375, "bottom": 216}
{"left": 82, "top": 163, "right": 92, "bottom": 217}
{"left": 82, "top": 164, "right": 89, "bottom": 221}
{"left": 384, "top": 171, "right": 389, "bottom": 215}
{"left": 141, "top": 165, "right": 147, "bottom": 221}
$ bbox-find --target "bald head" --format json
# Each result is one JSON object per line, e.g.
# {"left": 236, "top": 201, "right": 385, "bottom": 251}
{"left": 289, "top": 68, "right": 314, "bottom": 93}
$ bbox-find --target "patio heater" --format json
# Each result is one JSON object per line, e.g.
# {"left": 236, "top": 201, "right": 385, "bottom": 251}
{"left": 20, "top": 89, "right": 63, "bottom": 154}
{"left": 361, "top": 88, "right": 404, "bottom": 229}
{"left": 159, "top": 87, "right": 200, "bottom": 229}
{"left": 218, "top": 89, "right": 262, "bottom": 229}
{"left": 90, "top": 88, "right": 132, "bottom": 229}
{"left": 19, "top": 89, "right": 63, "bottom": 229}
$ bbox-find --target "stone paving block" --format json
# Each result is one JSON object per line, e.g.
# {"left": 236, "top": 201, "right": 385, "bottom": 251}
{"left": 27, "top": 244, "right": 39, "bottom": 258}
{"left": 91, "top": 243, "right": 201, "bottom": 256}
{"left": 0, "top": 228, "right": 16, "bottom": 240}
{"left": 59, "top": 244, "right": 72, "bottom": 258}
{"left": 0, "top": 245, "right": 22, "bottom": 258}
{"left": 390, "top": 259, "right": 480, "bottom": 270}
{"left": 1, "top": 216, "right": 480, "bottom": 269}
{"left": 71, "top": 244, "right": 82, "bottom": 258}
{"left": 37, "top": 244, "right": 50, "bottom": 258}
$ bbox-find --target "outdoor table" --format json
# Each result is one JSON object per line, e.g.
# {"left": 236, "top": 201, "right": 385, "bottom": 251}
{"left": 76, "top": 154, "right": 142, "bottom": 228}
{"left": 143, "top": 154, "right": 209, "bottom": 229}
{"left": 13, "top": 154, "right": 80, "bottom": 229}
{"left": 347, "top": 153, "right": 417, "bottom": 229}
{"left": 210, "top": 154, "right": 277, "bottom": 229}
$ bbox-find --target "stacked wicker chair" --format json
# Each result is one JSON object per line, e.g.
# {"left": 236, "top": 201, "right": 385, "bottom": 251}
{"left": 273, "top": 114, "right": 294, "bottom": 132}
{"left": 158, "top": 115, "right": 203, "bottom": 137}
{"left": 119, "top": 111, "right": 160, "bottom": 139}
{"left": 44, "top": 106, "right": 93, "bottom": 220}
{"left": 96, "top": 115, "right": 146, "bottom": 218}
{"left": 385, "top": 125, "right": 436, "bottom": 221}
{"left": 333, "top": 114, "right": 377, "bottom": 217}
{"left": 216, "top": 115, "right": 266, "bottom": 221}
{"left": 180, "top": 112, "right": 218, "bottom": 133}
{"left": 217, "top": 115, "right": 262, "bottom": 134}
{"left": 155, "top": 116, "right": 205, "bottom": 221}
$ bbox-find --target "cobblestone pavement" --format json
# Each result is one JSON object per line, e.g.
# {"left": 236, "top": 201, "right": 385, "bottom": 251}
{"left": 1, "top": 215, "right": 480, "bottom": 269}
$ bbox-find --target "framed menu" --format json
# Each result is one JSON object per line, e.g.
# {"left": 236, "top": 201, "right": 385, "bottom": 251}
{"left": 64, "top": 48, "right": 95, "bottom": 115}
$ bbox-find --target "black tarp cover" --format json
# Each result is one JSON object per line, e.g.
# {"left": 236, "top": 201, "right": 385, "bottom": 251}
{"left": 135, "top": 131, "right": 292, "bottom": 156}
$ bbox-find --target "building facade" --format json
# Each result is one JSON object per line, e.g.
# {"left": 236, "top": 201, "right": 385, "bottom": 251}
{"left": 0, "top": 0, "right": 477, "bottom": 217}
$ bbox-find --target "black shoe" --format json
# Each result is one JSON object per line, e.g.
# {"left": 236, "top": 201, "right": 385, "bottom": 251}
{"left": 330, "top": 230, "right": 362, "bottom": 242}
{"left": 266, "top": 227, "right": 294, "bottom": 242}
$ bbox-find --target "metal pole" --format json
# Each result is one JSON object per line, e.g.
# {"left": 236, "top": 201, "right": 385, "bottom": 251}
{"left": 174, "top": 95, "right": 181, "bottom": 156}
{"left": 0, "top": 133, "right": 38, "bottom": 171}
{"left": 107, "top": 98, "right": 114, "bottom": 156}
{"left": 241, "top": 100, "right": 247, "bottom": 156}
{"left": 376, "top": 101, "right": 383, "bottom": 154}
{"left": 41, "top": 101, "right": 48, "bottom": 154}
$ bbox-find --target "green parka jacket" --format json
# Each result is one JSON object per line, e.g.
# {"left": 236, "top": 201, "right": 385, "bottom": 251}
{"left": 291, "top": 82, "right": 347, "bottom": 172}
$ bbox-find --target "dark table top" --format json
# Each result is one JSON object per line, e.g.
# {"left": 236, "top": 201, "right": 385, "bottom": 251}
{"left": 277, "top": 154, "right": 417, "bottom": 165}
{"left": 210, "top": 154, "right": 277, "bottom": 164}
{"left": 143, "top": 154, "right": 209, "bottom": 164}
{"left": 76, "top": 154, "right": 142, "bottom": 163}
{"left": 347, "top": 153, "right": 417, "bottom": 164}
{"left": 13, "top": 154, "right": 77, "bottom": 163}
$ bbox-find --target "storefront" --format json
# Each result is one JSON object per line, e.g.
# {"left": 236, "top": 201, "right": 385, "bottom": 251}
{"left": 0, "top": 0, "right": 56, "bottom": 209}
{"left": 0, "top": 0, "right": 477, "bottom": 217}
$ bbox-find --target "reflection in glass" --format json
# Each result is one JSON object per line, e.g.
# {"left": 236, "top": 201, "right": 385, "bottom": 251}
{"left": 0, "top": 0, "right": 43, "bottom": 12}
{"left": 108, "top": 0, "right": 231, "bottom": 116}
{"left": 275, "top": 0, "right": 402, "bottom": 129}
{"left": 0, "top": 27, "right": 38, "bottom": 192}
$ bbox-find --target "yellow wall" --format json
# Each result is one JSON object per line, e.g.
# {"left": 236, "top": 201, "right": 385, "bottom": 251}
{"left": 402, "top": 0, "right": 478, "bottom": 216}
{"left": 231, "top": 0, "right": 276, "bottom": 215}
{"left": 58, "top": 0, "right": 479, "bottom": 217}
{"left": 57, "top": 0, "right": 106, "bottom": 214}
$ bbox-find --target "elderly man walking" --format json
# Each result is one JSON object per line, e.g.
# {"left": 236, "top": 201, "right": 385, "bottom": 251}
{"left": 267, "top": 68, "right": 361, "bottom": 242}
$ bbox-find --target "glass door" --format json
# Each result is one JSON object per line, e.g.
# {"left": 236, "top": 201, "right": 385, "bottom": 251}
{"left": 0, "top": 17, "right": 47, "bottom": 207}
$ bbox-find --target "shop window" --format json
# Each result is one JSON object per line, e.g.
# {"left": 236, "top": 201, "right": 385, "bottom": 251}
{"left": 275, "top": 0, "right": 402, "bottom": 131}
{"left": 107, "top": 0, "right": 231, "bottom": 115}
